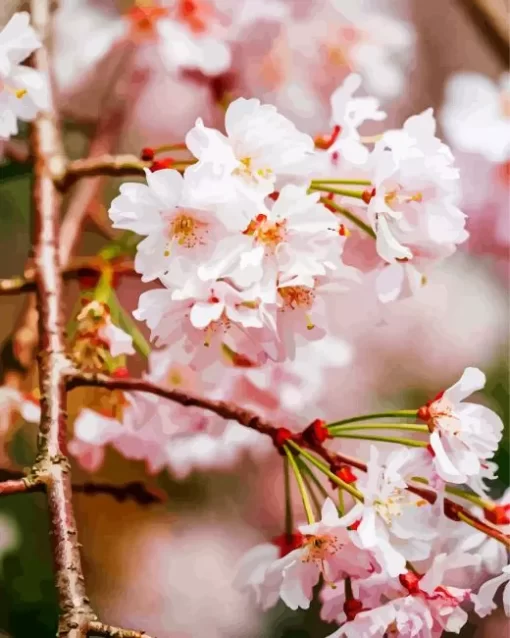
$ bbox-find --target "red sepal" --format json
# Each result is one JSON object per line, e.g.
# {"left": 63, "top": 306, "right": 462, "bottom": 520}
{"left": 484, "top": 504, "right": 510, "bottom": 526}
{"left": 302, "top": 419, "right": 330, "bottom": 447}
{"left": 399, "top": 571, "right": 422, "bottom": 594}
{"left": 344, "top": 598, "right": 364, "bottom": 621}
{"left": 272, "top": 532, "right": 304, "bottom": 558}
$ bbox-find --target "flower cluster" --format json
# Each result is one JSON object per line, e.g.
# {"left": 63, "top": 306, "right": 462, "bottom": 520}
{"left": 109, "top": 74, "right": 467, "bottom": 369}
{"left": 0, "top": 12, "right": 48, "bottom": 147}
{"left": 234, "top": 369, "right": 507, "bottom": 637}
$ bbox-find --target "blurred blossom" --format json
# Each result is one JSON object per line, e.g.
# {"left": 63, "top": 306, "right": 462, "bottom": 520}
{"left": 0, "top": 513, "right": 19, "bottom": 574}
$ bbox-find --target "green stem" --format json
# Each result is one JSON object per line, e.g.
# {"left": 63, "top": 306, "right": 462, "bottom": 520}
{"left": 331, "top": 432, "right": 428, "bottom": 448}
{"left": 318, "top": 197, "right": 376, "bottom": 239}
{"left": 328, "top": 410, "right": 418, "bottom": 428}
{"left": 287, "top": 441, "right": 364, "bottom": 502}
{"left": 298, "top": 460, "right": 323, "bottom": 520}
{"left": 311, "top": 185, "right": 366, "bottom": 199}
{"left": 284, "top": 446, "right": 315, "bottom": 524}
{"left": 338, "top": 489, "right": 345, "bottom": 516}
{"left": 311, "top": 179, "right": 372, "bottom": 186}
{"left": 329, "top": 423, "right": 428, "bottom": 434}
{"left": 299, "top": 462, "right": 331, "bottom": 501}
{"left": 284, "top": 456, "right": 293, "bottom": 536}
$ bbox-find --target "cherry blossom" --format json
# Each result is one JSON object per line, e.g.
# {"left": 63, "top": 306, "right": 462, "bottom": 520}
{"left": 441, "top": 72, "right": 510, "bottom": 164}
{"left": 417, "top": 367, "right": 503, "bottom": 485}
{"left": 344, "top": 446, "right": 438, "bottom": 577}
{"left": 185, "top": 97, "right": 314, "bottom": 207}
{"left": 198, "top": 185, "right": 342, "bottom": 288}
{"left": 473, "top": 564, "right": 510, "bottom": 618}
{"left": 328, "top": 73, "right": 386, "bottom": 165}
{"left": 0, "top": 12, "right": 48, "bottom": 142}
{"left": 235, "top": 498, "right": 376, "bottom": 611}
{"left": 109, "top": 167, "right": 228, "bottom": 283}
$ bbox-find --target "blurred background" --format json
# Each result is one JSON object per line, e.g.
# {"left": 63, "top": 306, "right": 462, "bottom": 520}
{"left": 0, "top": 0, "right": 508, "bottom": 636}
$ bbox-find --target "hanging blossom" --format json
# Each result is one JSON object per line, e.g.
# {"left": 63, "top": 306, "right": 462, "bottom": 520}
{"left": 234, "top": 498, "right": 377, "bottom": 611}
{"left": 0, "top": 12, "right": 48, "bottom": 143}
{"left": 416, "top": 367, "right": 503, "bottom": 486}
{"left": 342, "top": 446, "right": 438, "bottom": 577}
{"left": 322, "top": 552, "right": 478, "bottom": 638}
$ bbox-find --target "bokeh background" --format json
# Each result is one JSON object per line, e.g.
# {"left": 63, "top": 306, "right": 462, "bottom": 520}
{"left": 0, "top": 1, "right": 508, "bottom": 636}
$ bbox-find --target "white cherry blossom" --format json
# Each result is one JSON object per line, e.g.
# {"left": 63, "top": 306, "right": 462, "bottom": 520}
{"left": 329, "top": 73, "right": 386, "bottom": 165}
{"left": 441, "top": 72, "right": 510, "bottom": 163}
{"left": 185, "top": 97, "right": 314, "bottom": 208}
{"left": 344, "top": 446, "right": 438, "bottom": 577}
{"left": 198, "top": 184, "right": 341, "bottom": 289}
{"left": 0, "top": 12, "right": 48, "bottom": 141}
{"left": 235, "top": 498, "right": 376, "bottom": 611}
{"left": 109, "top": 167, "right": 228, "bottom": 283}
{"left": 418, "top": 367, "right": 503, "bottom": 485}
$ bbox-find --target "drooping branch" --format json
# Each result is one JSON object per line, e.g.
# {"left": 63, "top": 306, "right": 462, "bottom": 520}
{"left": 67, "top": 372, "right": 279, "bottom": 440}
{"left": 67, "top": 371, "right": 510, "bottom": 550}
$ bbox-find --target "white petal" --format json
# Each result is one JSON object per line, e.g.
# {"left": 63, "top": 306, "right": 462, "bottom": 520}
{"left": 444, "top": 367, "right": 486, "bottom": 403}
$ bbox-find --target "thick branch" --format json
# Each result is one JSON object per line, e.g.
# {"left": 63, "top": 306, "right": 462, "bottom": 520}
{"left": 30, "top": 1, "right": 94, "bottom": 634}
{"left": 455, "top": 0, "right": 509, "bottom": 64}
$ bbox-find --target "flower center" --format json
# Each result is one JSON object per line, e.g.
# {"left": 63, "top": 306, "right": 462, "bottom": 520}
{"left": 374, "top": 490, "right": 406, "bottom": 525}
{"left": 302, "top": 534, "right": 342, "bottom": 564}
{"left": 279, "top": 285, "right": 316, "bottom": 330}
{"left": 243, "top": 213, "right": 286, "bottom": 249}
{"left": 234, "top": 157, "right": 273, "bottom": 182}
{"left": 384, "top": 187, "right": 423, "bottom": 209}
{"left": 126, "top": 0, "right": 169, "bottom": 40}
{"left": 428, "top": 397, "right": 461, "bottom": 435}
{"left": 164, "top": 212, "right": 207, "bottom": 256}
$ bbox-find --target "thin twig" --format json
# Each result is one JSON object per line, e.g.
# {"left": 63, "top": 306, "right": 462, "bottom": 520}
{"left": 67, "top": 372, "right": 278, "bottom": 440}
{"left": 57, "top": 154, "right": 148, "bottom": 190}
{"left": 0, "top": 258, "right": 135, "bottom": 295}
{"left": 0, "top": 469, "right": 164, "bottom": 505}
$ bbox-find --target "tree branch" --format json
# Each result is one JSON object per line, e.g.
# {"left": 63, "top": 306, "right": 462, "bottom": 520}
{"left": 88, "top": 621, "right": 154, "bottom": 638}
{"left": 57, "top": 154, "right": 148, "bottom": 190}
{"left": 67, "top": 371, "right": 510, "bottom": 550}
{"left": 67, "top": 372, "right": 279, "bottom": 440}
{"left": 0, "top": 469, "right": 164, "bottom": 505}
{"left": 0, "top": 258, "right": 135, "bottom": 295}
{"left": 455, "top": 0, "right": 509, "bottom": 65}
